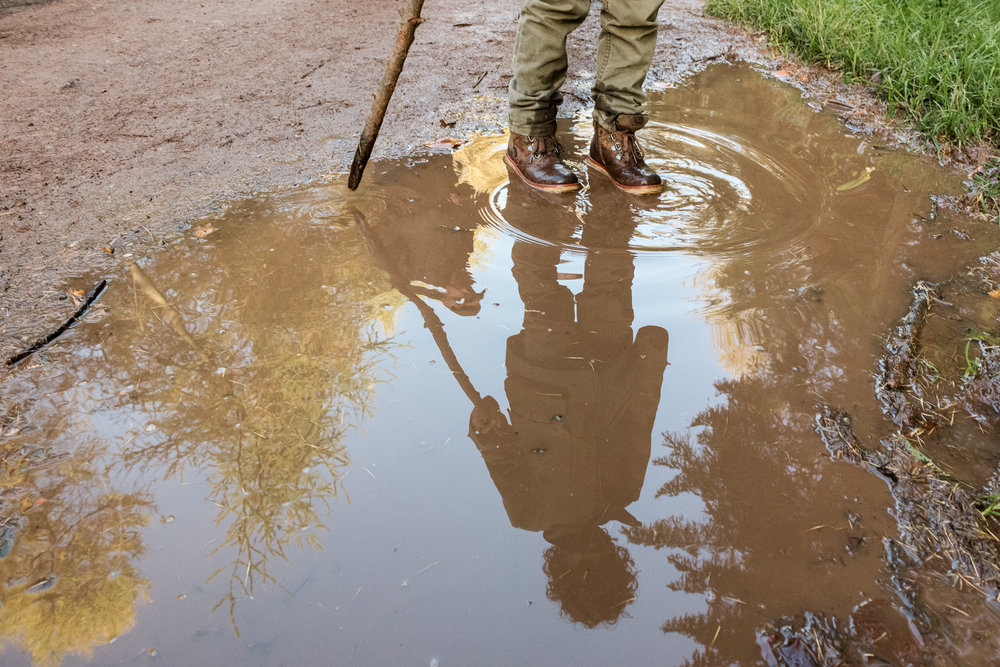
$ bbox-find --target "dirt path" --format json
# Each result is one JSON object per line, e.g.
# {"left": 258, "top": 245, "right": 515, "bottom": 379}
{"left": 0, "top": 0, "right": 922, "bottom": 358}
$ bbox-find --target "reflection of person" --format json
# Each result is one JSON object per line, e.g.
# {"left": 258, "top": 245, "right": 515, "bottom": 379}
{"left": 368, "top": 211, "right": 484, "bottom": 315}
{"left": 469, "top": 186, "right": 669, "bottom": 626}
{"left": 504, "top": 0, "right": 665, "bottom": 194}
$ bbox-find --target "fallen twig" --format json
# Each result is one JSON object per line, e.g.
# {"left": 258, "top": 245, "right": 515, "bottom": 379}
{"left": 300, "top": 59, "right": 327, "bottom": 79}
{"left": 6, "top": 279, "right": 108, "bottom": 366}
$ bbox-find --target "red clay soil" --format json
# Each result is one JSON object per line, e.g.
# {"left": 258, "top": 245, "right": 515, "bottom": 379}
{"left": 0, "top": 0, "right": 936, "bottom": 359}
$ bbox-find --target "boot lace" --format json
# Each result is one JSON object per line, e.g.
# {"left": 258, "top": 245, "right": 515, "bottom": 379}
{"left": 528, "top": 136, "right": 563, "bottom": 160}
{"left": 610, "top": 131, "right": 644, "bottom": 163}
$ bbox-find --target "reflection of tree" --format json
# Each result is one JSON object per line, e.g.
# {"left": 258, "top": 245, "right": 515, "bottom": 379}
{"left": 625, "top": 251, "right": 906, "bottom": 664}
{"left": 624, "top": 378, "right": 797, "bottom": 665}
{"left": 105, "top": 202, "right": 396, "bottom": 631}
{"left": 604, "top": 65, "right": 968, "bottom": 662}
{"left": 0, "top": 437, "right": 151, "bottom": 666}
{"left": 625, "top": 362, "right": 905, "bottom": 665}
{"left": 0, "top": 190, "right": 403, "bottom": 658}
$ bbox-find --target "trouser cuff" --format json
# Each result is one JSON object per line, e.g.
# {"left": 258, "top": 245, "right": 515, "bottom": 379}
{"left": 593, "top": 110, "right": 650, "bottom": 133}
{"left": 508, "top": 103, "right": 558, "bottom": 137}
{"left": 508, "top": 117, "right": 558, "bottom": 138}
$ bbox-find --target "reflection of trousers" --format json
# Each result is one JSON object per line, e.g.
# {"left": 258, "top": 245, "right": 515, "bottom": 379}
{"left": 508, "top": 0, "right": 665, "bottom": 137}
{"left": 483, "top": 240, "right": 666, "bottom": 532}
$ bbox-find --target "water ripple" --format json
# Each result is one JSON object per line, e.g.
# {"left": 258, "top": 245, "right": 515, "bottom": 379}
{"left": 475, "top": 116, "right": 828, "bottom": 257}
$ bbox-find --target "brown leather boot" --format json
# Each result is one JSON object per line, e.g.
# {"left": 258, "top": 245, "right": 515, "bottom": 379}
{"left": 587, "top": 114, "right": 662, "bottom": 195}
{"left": 503, "top": 132, "right": 580, "bottom": 193}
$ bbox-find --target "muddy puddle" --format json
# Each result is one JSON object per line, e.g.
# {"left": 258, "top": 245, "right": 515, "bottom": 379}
{"left": 3, "top": 63, "right": 1000, "bottom": 665}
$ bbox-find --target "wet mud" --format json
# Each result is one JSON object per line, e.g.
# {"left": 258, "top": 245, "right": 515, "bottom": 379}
{"left": 2, "top": 64, "right": 1000, "bottom": 666}
{"left": 806, "top": 249, "right": 1000, "bottom": 666}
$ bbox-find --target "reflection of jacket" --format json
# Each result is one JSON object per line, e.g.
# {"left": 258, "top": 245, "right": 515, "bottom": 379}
{"left": 476, "top": 324, "right": 668, "bottom": 533}
{"left": 370, "top": 215, "right": 475, "bottom": 294}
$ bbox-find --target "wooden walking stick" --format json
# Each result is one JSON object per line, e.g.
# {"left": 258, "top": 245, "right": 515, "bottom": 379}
{"left": 352, "top": 208, "right": 487, "bottom": 408}
{"left": 347, "top": 0, "right": 426, "bottom": 190}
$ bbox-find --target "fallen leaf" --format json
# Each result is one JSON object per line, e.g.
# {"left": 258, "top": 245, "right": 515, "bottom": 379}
{"left": 989, "top": 289, "right": 1000, "bottom": 299}
{"left": 34, "top": 498, "right": 47, "bottom": 505}
{"left": 836, "top": 167, "right": 874, "bottom": 191}
{"left": 81, "top": 303, "right": 110, "bottom": 322}
{"left": 66, "top": 289, "right": 86, "bottom": 307}
{"left": 423, "top": 137, "right": 464, "bottom": 150}
{"left": 25, "top": 576, "right": 58, "bottom": 594}
{"left": 194, "top": 224, "right": 216, "bottom": 238}
{"left": 773, "top": 69, "right": 792, "bottom": 78}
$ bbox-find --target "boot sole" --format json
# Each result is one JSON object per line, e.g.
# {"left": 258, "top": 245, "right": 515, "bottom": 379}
{"left": 586, "top": 156, "right": 663, "bottom": 195}
{"left": 503, "top": 154, "right": 580, "bottom": 193}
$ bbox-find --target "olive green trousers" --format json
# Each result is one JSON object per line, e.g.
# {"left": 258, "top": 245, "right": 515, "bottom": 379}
{"left": 508, "top": 0, "right": 665, "bottom": 137}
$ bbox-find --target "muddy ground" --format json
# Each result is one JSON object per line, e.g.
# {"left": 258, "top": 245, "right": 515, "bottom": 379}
{"left": 0, "top": 0, "right": 968, "bottom": 360}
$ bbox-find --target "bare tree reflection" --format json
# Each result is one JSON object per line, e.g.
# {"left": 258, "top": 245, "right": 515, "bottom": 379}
{"left": 106, "top": 204, "right": 396, "bottom": 632}
{"left": 612, "top": 119, "right": 976, "bottom": 662}
{"left": 0, "top": 422, "right": 152, "bottom": 665}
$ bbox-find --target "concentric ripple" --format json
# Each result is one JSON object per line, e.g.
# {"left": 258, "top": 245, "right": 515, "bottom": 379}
{"left": 471, "top": 72, "right": 852, "bottom": 257}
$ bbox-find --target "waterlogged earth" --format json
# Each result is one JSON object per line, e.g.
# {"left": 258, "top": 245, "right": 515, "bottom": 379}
{"left": 2, "top": 64, "right": 1000, "bottom": 665}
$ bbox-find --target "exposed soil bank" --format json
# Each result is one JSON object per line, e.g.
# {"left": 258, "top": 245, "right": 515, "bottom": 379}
{"left": 800, "top": 255, "right": 1000, "bottom": 666}
{"left": 0, "top": 0, "right": 971, "bottom": 359}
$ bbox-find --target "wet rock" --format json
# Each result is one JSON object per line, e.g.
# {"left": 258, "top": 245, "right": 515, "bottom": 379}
{"left": 760, "top": 605, "right": 927, "bottom": 667}
{"left": 757, "top": 613, "right": 846, "bottom": 666}
{"left": 876, "top": 282, "right": 936, "bottom": 429}
{"left": 850, "top": 599, "right": 925, "bottom": 667}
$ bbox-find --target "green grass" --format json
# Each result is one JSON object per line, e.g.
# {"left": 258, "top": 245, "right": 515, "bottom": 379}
{"left": 964, "top": 330, "right": 999, "bottom": 378}
{"left": 705, "top": 0, "right": 1000, "bottom": 217}
{"left": 980, "top": 492, "right": 1000, "bottom": 518}
{"left": 971, "top": 162, "right": 1000, "bottom": 222}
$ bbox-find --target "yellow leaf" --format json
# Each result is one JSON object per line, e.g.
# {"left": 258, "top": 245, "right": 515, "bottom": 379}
{"left": 836, "top": 167, "right": 874, "bottom": 191}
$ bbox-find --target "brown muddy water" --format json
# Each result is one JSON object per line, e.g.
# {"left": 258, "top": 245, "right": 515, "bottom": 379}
{"left": 2, "top": 63, "right": 1000, "bottom": 665}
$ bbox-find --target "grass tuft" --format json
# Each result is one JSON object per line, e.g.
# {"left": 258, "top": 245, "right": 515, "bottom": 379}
{"left": 971, "top": 161, "right": 1000, "bottom": 222}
